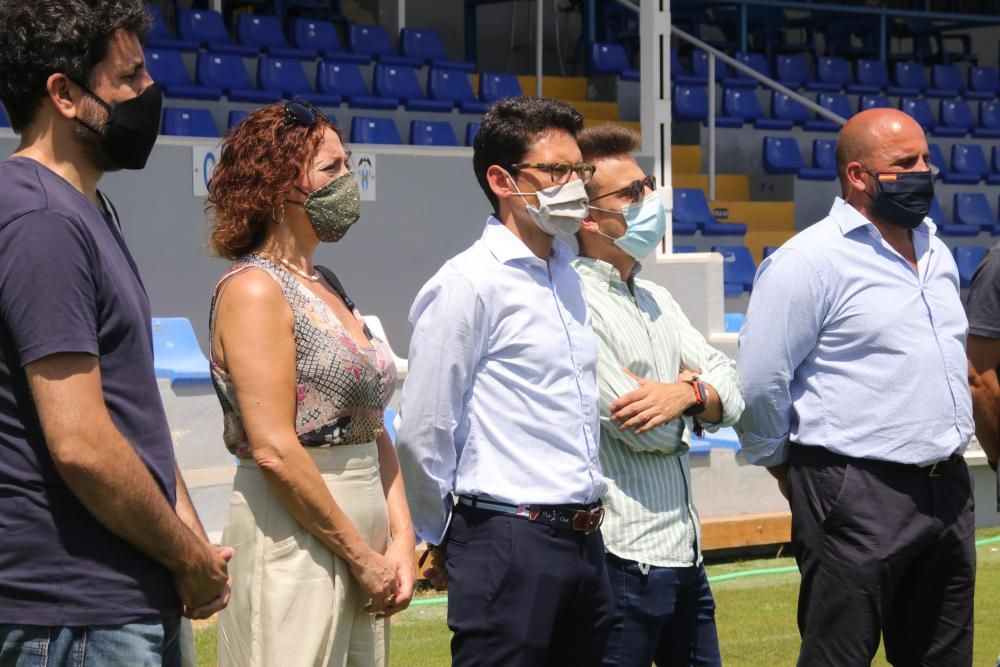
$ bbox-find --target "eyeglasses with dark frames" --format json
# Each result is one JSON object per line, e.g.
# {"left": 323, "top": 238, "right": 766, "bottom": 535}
{"left": 510, "top": 162, "right": 597, "bottom": 185}
{"left": 283, "top": 98, "right": 328, "bottom": 127}
{"left": 590, "top": 175, "right": 657, "bottom": 205}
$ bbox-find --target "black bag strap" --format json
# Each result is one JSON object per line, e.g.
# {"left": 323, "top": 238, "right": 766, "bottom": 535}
{"left": 314, "top": 264, "right": 373, "bottom": 341}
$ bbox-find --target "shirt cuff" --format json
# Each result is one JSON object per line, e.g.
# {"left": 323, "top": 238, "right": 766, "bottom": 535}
{"left": 736, "top": 431, "right": 790, "bottom": 467}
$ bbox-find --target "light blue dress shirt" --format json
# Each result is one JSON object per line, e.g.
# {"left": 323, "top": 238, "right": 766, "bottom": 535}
{"left": 736, "top": 198, "right": 974, "bottom": 467}
{"left": 396, "top": 218, "right": 606, "bottom": 544}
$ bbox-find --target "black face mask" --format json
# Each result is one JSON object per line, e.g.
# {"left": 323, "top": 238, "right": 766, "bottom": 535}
{"left": 74, "top": 82, "right": 163, "bottom": 170}
{"left": 866, "top": 169, "right": 934, "bottom": 230}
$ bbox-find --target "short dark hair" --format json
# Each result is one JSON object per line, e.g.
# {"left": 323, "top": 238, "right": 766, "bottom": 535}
{"left": 472, "top": 97, "right": 585, "bottom": 212}
{"left": 0, "top": 0, "right": 152, "bottom": 132}
{"left": 576, "top": 124, "right": 641, "bottom": 163}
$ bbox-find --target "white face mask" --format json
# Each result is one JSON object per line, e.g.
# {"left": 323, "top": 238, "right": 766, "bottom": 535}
{"left": 506, "top": 174, "right": 590, "bottom": 237}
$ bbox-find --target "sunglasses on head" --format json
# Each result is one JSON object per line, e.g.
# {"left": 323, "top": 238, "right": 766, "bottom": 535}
{"left": 283, "top": 98, "right": 328, "bottom": 127}
{"left": 590, "top": 175, "right": 657, "bottom": 204}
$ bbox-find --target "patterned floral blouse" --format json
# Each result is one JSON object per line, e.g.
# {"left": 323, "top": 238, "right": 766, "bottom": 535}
{"left": 209, "top": 253, "right": 398, "bottom": 458}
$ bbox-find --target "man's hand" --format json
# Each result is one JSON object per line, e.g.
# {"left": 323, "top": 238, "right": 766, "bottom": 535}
{"left": 381, "top": 540, "right": 417, "bottom": 617}
{"left": 421, "top": 546, "right": 448, "bottom": 591}
{"left": 175, "top": 544, "right": 233, "bottom": 617}
{"left": 767, "top": 463, "right": 790, "bottom": 501}
{"left": 610, "top": 369, "right": 695, "bottom": 434}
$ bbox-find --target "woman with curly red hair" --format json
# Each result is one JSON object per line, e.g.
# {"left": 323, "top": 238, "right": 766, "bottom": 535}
{"left": 206, "top": 101, "right": 414, "bottom": 667}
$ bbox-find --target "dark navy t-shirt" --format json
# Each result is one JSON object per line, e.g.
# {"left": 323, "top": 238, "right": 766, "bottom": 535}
{"left": 0, "top": 157, "right": 179, "bottom": 625}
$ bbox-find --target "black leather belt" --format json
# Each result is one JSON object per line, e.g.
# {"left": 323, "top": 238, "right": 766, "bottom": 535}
{"left": 457, "top": 495, "right": 604, "bottom": 534}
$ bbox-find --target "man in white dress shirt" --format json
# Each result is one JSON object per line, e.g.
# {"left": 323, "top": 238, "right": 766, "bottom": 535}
{"left": 396, "top": 97, "right": 614, "bottom": 666}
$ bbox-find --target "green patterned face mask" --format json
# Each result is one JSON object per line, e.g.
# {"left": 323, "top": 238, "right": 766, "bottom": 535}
{"left": 290, "top": 172, "right": 361, "bottom": 243}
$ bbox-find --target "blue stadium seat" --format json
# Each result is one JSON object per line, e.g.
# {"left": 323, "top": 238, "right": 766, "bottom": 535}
{"left": 292, "top": 19, "right": 367, "bottom": 62}
{"left": 409, "top": 119, "right": 458, "bottom": 146}
{"left": 349, "top": 23, "right": 422, "bottom": 67}
{"left": 0, "top": 105, "right": 8, "bottom": 128}
{"left": 465, "top": 122, "right": 480, "bottom": 146}
{"left": 428, "top": 68, "right": 488, "bottom": 114}
{"left": 145, "top": 48, "right": 221, "bottom": 100}
{"left": 929, "top": 143, "right": 950, "bottom": 180}
{"left": 722, "top": 52, "right": 768, "bottom": 89}
{"left": 258, "top": 57, "right": 341, "bottom": 106}
{"left": 479, "top": 72, "right": 523, "bottom": 102}
{"left": 978, "top": 101, "right": 1000, "bottom": 138}
{"left": 673, "top": 188, "right": 747, "bottom": 237}
{"left": 691, "top": 50, "right": 728, "bottom": 82}
{"left": 350, "top": 116, "right": 401, "bottom": 144}
{"left": 673, "top": 245, "right": 699, "bottom": 253}
{"left": 401, "top": 28, "right": 475, "bottom": 72}
{"left": 992, "top": 147, "right": 1000, "bottom": 177}
{"left": 589, "top": 42, "right": 639, "bottom": 81}
{"left": 889, "top": 61, "right": 925, "bottom": 97}
{"left": 317, "top": 61, "right": 397, "bottom": 109}
{"left": 228, "top": 110, "right": 250, "bottom": 128}
{"left": 374, "top": 64, "right": 451, "bottom": 112}
{"left": 672, "top": 48, "right": 703, "bottom": 86}
{"left": 929, "top": 196, "right": 978, "bottom": 237}
{"left": 762, "top": 136, "right": 803, "bottom": 175}
{"left": 804, "top": 93, "right": 851, "bottom": 132}
{"left": 968, "top": 67, "right": 1000, "bottom": 101}
{"left": 931, "top": 64, "right": 964, "bottom": 98}
{"left": 859, "top": 95, "right": 892, "bottom": 112}
{"left": 723, "top": 88, "right": 790, "bottom": 130}
{"left": 178, "top": 9, "right": 257, "bottom": 56}
{"left": 762, "top": 245, "right": 780, "bottom": 258}
{"left": 723, "top": 312, "right": 745, "bottom": 333}
{"left": 237, "top": 15, "right": 316, "bottom": 59}
{"left": 954, "top": 246, "right": 989, "bottom": 288}
{"left": 937, "top": 99, "right": 974, "bottom": 138}
{"left": 197, "top": 52, "right": 279, "bottom": 103}
{"left": 775, "top": 54, "right": 812, "bottom": 90}
{"left": 815, "top": 56, "right": 852, "bottom": 92}
{"left": 711, "top": 245, "right": 756, "bottom": 295}
{"left": 162, "top": 107, "right": 219, "bottom": 137}
{"left": 851, "top": 59, "right": 888, "bottom": 94}
{"left": 900, "top": 97, "right": 935, "bottom": 132}
{"left": 672, "top": 85, "right": 708, "bottom": 122}
{"left": 809, "top": 139, "right": 837, "bottom": 180}
{"left": 771, "top": 92, "right": 809, "bottom": 126}
{"left": 954, "top": 192, "right": 997, "bottom": 232}
{"left": 151, "top": 317, "right": 211, "bottom": 386}
{"left": 147, "top": 3, "right": 198, "bottom": 51}
{"left": 947, "top": 144, "right": 995, "bottom": 184}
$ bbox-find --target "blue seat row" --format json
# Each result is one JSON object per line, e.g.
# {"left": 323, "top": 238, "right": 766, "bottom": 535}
{"left": 589, "top": 42, "right": 639, "bottom": 81}
{"left": 145, "top": 49, "right": 496, "bottom": 112}
{"left": 672, "top": 48, "right": 1000, "bottom": 100}
{"left": 762, "top": 137, "right": 836, "bottom": 180}
{"left": 929, "top": 143, "right": 1000, "bottom": 185}
{"left": 671, "top": 189, "right": 748, "bottom": 238}
{"left": 149, "top": 5, "right": 474, "bottom": 71}
{"left": 162, "top": 106, "right": 481, "bottom": 146}
{"left": 673, "top": 244, "right": 757, "bottom": 296}
{"left": 934, "top": 193, "right": 1000, "bottom": 237}
{"left": 954, "top": 246, "right": 990, "bottom": 288}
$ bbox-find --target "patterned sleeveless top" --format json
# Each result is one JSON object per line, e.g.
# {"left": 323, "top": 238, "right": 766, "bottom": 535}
{"left": 209, "top": 253, "right": 398, "bottom": 458}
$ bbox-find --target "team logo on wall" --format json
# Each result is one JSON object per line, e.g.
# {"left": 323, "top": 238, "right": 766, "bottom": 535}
{"left": 354, "top": 153, "right": 376, "bottom": 202}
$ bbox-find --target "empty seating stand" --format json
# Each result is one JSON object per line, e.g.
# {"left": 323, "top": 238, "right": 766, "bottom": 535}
{"left": 144, "top": 49, "right": 221, "bottom": 100}
{"left": 151, "top": 317, "right": 212, "bottom": 386}
{"left": 293, "top": 19, "right": 368, "bottom": 62}
{"left": 465, "top": 122, "right": 480, "bottom": 146}
{"left": 969, "top": 66, "right": 1000, "bottom": 100}
{"left": 198, "top": 52, "right": 280, "bottom": 103}
{"left": 349, "top": 23, "right": 422, "bottom": 67}
{"left": 712, "top": 245, "right": 757, "bottom": 296}
{"left": 410, "top": 120, "right": 458, "bottom": 146}
{"left": 954, "top": 246, "right": 989, "bottom": 288}
{"left": 162, "top": 108, "right": 219, "bottom": 137}
{"left": 374, "top": 64, "right": 452, "bottom": 112}
{"left": 723, "top": 88, "right": 790, "bottom": 130}
{"left": 761, "top": 136, "right": 834, "bottom": 180}
{"left": 178, "top": 9, "right": 257, "bottom": 56}
{"left": 402, "top": 28, "right": 475, "bottom": 72}
{"left": 258, "top": 57, "right": 341, "bottom": 106}
{"left": 479, "top": 72, "right": 524, "bottom": 103}
{"left": 590, "top": 42, "right": 639, "bottom": 81}
{"left": 351, "top": 116, "right": 402, "bottom": 144}
{"left": 317, "top": 61, "right": 397, "bottom": 109}
{"left": 236, "top": 14, "right": 316, "bottom": 59}
{"left": 955, "top": 193, "right": 1000, "bottom": 234}
{"left": 672, "top": 188, "right": 748, "bottom": 237}
{"left": 429, "top": 69, "right": 488, "bottom": 114}
{"left": 147, "top": 3, "right": 198, "bottom": 51}
{"left": 931, "top": 196, "right": 979, "bottom": 237}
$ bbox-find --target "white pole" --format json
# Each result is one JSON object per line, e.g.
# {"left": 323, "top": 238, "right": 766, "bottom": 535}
{"left": 708, "top": 52, "right": 716, "bottom": 202}
{"left": 399, "top": 0, "right": 405, "bottom": 30}
{"left": 536, "top": 0, "right": 543, "bottom": 97}
{"left": 640, "top": 0, "right": 671, "bottom": 255}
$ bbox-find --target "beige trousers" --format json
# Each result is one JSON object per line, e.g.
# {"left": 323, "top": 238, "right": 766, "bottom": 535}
{"left": 217, "top": 443, "right": 389, "bottom": 667}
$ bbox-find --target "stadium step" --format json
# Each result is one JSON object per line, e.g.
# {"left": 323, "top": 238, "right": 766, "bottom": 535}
{"left": 517, "top": 75, "right": 588, "bottom": 100}
{"left": 673, "top": 173, "right": 750, "bottom": 201}
{"left": 570, "top": 100, "right": 621, "bottom": 121}
{"left": 671, "top": 145, "right": 702, "bottom": 173}
{"left": 711, "top": 200, "right": 795, "bottom": 231}
{"left": 584, "top": 118, "right": 639, "bottom": 132}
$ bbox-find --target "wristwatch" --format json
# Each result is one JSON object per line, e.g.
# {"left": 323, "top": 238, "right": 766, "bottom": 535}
{"left": 682, "top": 379, "right": 708, "bottom": 416}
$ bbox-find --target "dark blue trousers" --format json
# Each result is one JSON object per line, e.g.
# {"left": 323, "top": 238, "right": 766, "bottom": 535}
{"left": 446, "top": 503, "right": 616, "bottom": 667}
{"left": 601, "top": 555, "right": 722, "bottom": 667}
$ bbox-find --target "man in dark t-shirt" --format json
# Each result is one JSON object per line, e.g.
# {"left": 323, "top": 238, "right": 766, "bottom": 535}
{"left": 966, "top": 243, "right": 1000, "bottom": 503}
{"left": 0, "top": 2, "right": 231, "bottom": 663}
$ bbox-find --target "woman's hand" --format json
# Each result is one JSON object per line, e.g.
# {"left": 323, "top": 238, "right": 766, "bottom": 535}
{"left": 350, "top": 549, "right": 397, "bottom": 615}
{"left": 380, "top": 538, "right": 417, "bottom": 617}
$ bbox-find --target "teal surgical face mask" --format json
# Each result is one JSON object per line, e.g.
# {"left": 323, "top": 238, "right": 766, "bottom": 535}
{"left": 590, "top": 192, "right": 666, "bottom": 259}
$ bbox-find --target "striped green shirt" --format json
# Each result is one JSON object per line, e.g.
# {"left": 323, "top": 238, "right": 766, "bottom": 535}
{"left": 573, "top": 257, "right": 744, "bottom": 567}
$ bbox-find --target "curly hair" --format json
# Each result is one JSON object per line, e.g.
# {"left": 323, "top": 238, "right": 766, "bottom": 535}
{"left": 0, "top": 0, "right": 151, "bottom": 132}
{"left": 473, "top": 97, "right": 584, "bottom": 213}
{"left": 206, "top": 104, "right": 344, "bottom": 259}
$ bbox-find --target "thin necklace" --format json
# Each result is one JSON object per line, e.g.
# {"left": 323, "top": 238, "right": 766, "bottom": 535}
{"left": 258, "top": 251, "right": 319, "bottom": 281}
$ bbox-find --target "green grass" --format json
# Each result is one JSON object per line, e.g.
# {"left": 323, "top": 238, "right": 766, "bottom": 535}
{"left": 195, "top": 528, "right": 1000, "bottom": 666}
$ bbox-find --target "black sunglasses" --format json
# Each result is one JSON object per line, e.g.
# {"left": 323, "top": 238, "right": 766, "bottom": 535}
{"left": 590, "top": 175, "right": 657, "bottom": 204}
{"left": 283, "top": 98, "right": 328, "bottom": 127}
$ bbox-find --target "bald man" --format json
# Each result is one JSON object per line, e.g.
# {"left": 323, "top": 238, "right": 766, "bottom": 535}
{"left": 737, "top": 108, "right": 975, "bottom": 666}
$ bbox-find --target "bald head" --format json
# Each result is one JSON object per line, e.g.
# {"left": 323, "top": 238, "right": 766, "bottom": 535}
{"left": 836, "top": 109, "right": 927, "bottom": 195}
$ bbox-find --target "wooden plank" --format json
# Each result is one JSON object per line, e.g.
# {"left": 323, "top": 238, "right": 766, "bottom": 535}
{"left": 700, "top": 512, "right": 791, "bottom": 551}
